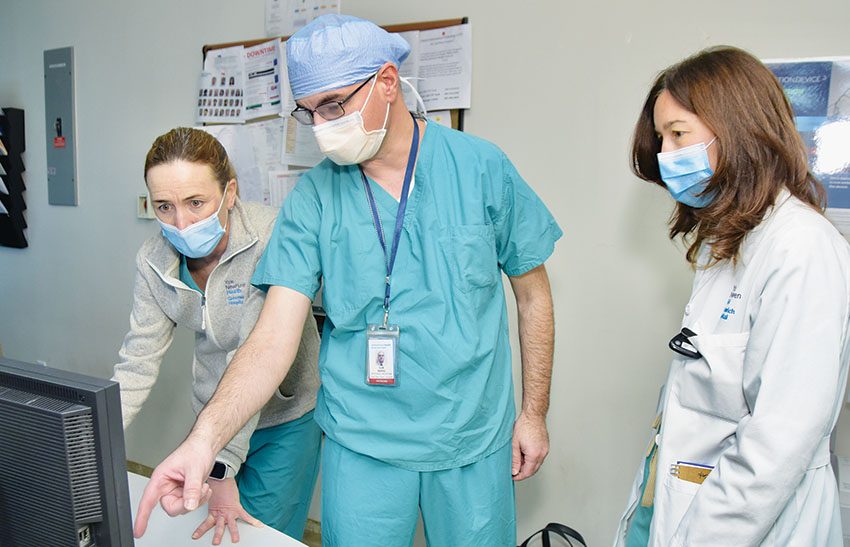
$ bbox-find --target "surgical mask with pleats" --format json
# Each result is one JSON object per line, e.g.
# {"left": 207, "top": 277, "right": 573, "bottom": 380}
{"left": 158, "top": 187, "right": 229, "bottom": 258}
{"left": 657, "top": 137, "right": 717, "bottom": 208}
{"left": 312, "top": 76, "right": 390, "bottom": 165}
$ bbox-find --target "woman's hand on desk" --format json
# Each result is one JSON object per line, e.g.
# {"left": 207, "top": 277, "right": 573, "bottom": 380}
{"left": 192, "top": 478, "right": 263, "bottom": 545}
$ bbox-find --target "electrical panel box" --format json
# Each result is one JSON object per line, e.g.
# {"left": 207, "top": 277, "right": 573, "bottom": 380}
{"left": 44, "top": 46, "right": 77, "bottom": 206}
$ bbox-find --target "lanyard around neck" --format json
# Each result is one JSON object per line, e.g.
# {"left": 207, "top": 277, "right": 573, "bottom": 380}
{"left": 359, "top": 113, "right": 420, "bottom": 327}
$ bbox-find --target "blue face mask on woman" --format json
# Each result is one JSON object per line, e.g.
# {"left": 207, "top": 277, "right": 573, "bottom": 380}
{"left": 158, "top": 188, "right": 228, "bottom": 258}
{"left": 657, "top": 137, "right": 717, "bottom": 208}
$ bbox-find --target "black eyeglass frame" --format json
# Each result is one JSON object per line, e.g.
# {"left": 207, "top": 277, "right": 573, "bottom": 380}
{"left": 290, "top": 74, "right": 376, "bottom": 126}
{"left": 669, "top": 327, "right": 703, "bottom": 359}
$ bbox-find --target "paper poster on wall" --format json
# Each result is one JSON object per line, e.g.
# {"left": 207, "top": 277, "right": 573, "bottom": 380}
{"left": 388, "top": 24, "right": 472, "bottom": 112}
{"left": 277, "top": 38, "right": 321, "bottom": 169}
{"left": 397, "top": 31, "right": 422, "bottom": 113}
{"left": 277, "top": 42, "right": 295, "bottom": 119}
{"left": 265, "top": 0, "right": 341, "bottom": 37}
{"left": 197, "top": 72, "right": 245, "bottom": 124}
{"left": 416, "top": 24, "right": 472, "bottom": 111}
{"left": 766, "top": 57, "right": 850, "bottom": 234}
{"left": 246, "top": 118, "right": 287, "bottom": 204}
{"left": 199, "top": 45, "right": 246, "bottom": 124}
{"left": 201, "top": 119, "right": 302, "bottom": 206}
{"left": 269, "top": 169, "right": 307, "bottom": 207}
{"left": 200, "top": 124, "right": 263, "bottom": 203}
{"left": 199, "top": 41, "right": 285, "bottom": 124}
{"left": 281, "top": 117, "right": 323, "bottom": 167}
{"left": 244, "top": 40, "right": 284, "bottom": 118}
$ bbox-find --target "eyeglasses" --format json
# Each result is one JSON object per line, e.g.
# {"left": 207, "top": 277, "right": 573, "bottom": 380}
{"left": 290, "top": 74, "right": 375, "bottom": 126}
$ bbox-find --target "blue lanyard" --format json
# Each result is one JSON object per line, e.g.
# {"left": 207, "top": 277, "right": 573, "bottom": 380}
{"left": 360, "top": 113, "right": 420, "bottom": 327}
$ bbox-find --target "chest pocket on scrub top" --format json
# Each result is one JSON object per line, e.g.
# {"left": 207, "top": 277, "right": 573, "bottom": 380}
{"left": 676, "top": 331, "right": 750, "bottom": 422}
{"left": 437, "top": 225, "right": 500, "bottom": 294}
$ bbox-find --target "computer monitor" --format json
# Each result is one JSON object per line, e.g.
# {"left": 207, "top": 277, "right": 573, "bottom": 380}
{"left": 0, "top": 357, "right": 134, "bottom": 546}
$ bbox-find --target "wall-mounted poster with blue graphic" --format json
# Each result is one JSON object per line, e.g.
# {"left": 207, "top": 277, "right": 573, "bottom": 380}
{"left": 766, "top": 57, "right": 850, "bottom": 235}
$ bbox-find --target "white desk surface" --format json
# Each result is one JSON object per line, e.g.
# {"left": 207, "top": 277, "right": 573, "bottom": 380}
{"left": 128, "top": 472, "right": 307, "bottom": 546}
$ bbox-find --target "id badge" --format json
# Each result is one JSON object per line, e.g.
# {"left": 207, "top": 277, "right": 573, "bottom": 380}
{"left": 366, "top": 323, "right": 399, "bottom": 386}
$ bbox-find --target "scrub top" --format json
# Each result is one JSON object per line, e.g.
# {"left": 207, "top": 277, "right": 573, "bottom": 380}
{"left": 625, "top": 451, "right": 654, "bottom": 547}
{"left": 252, "top": 121, "right": 562, "bottom": 471}
{"left": 179, "top": 255, "right": 203, "bottom": 294}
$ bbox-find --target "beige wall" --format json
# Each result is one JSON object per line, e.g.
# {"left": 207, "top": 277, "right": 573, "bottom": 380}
{"left": 2, "top": 1, "right": 850, "bottom": 544}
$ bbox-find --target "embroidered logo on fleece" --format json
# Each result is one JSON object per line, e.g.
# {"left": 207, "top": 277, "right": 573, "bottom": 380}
{"left": 225, "top": 280, "right": 245, "bottom": 305}
{"left": 721, "top": 285, "right": 742, "bottom": 320}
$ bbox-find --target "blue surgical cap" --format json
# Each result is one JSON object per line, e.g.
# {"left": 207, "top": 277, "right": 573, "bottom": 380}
{"left": 286, "top": 14, "right": 410, "bottom": 100}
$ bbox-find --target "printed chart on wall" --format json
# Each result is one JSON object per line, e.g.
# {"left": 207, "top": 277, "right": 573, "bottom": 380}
{"left": 201, "top": 119, "right": 314, "bottom": 208}
{"left": 265, "top": 0, "right": 341, "bottom": 37}
{"left": 198, "top": 40, "right": 285, "bottom": 124}
{"left": 766, "top": 57, "right": 850, "bottom": 234}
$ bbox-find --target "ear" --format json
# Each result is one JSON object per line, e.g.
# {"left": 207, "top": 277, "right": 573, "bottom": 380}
{"left": 376, "top": 62, "right": 400, "bottom": 103}
{"left": 226, "top": 179, "right": 238, "bottom": 209}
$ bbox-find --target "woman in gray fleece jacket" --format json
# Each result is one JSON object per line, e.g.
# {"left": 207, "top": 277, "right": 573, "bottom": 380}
{"left": 111, "top": 127, "right": 321, "bottom": 543}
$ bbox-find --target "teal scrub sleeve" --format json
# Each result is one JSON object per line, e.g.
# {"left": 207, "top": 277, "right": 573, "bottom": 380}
{"left": 251, "top": 178, "right": 323, "bottom": 298}
{"left": 492, "top": 153, "right": 563, "bottom": 276}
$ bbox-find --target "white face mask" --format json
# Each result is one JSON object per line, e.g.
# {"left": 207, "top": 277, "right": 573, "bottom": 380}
{"left": 312, "top": 76, "right": 390, "bottom": 165}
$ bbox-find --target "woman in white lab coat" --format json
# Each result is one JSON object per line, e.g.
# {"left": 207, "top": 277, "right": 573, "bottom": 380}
{"left": 614, "top": 46, "right": 850, "bottom": 546}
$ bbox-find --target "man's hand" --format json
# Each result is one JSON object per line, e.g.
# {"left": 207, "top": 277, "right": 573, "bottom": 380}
{"left": 192, "top": 478, "right": 263, "bottom": 545}
{"left": 508, "top": 265, "right": 554, "bottom": 481}
{"left": 511, "top": 411, "right": 549, "bottom": 480}
{"left": 133, "top": 438, "right": 215, "bottom": 538}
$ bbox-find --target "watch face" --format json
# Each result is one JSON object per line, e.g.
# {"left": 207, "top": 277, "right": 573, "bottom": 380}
{"left": 210, "top": 461, "right": 227, "bottom": 480}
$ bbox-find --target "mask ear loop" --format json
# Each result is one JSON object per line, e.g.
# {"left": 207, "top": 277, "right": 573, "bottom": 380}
{"left": 361, "top": 73, "right": 391, "bottom": 135}
{"left": 399, "top": 76, "right": 428, "bottom": 118}
{"left": 221, "top": 185, "right": 230, "bottom": 227}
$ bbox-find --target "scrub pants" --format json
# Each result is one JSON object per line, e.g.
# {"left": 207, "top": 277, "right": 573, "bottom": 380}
{"left": 235, "top": 410, "right": 322, "bottom": 540}
{"left": 321, "top": 436, "right": 516, "bottom": 547}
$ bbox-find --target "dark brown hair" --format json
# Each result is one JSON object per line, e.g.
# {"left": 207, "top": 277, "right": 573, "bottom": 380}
{"left": 631, "top": 46, "right": 826, "bottom": 265}
{"left": 144, "top": 127, "right": 236, "bottom": 192}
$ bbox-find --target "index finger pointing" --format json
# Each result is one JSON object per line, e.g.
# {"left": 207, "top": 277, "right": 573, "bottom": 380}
{"left": 133, "top": 477, "right": 167, "bottom": 538}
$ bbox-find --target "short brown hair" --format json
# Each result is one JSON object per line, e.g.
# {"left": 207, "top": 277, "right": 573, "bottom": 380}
{"left": 144, "top": 127, "right": 235, "bottom": 193}
{"left": 631, "top": 46, "right": 826, "bottom": 265}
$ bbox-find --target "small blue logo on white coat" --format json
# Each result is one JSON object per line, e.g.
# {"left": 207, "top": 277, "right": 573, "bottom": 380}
{"left": 721, "top": 285, "right": 742, "bottom": 320}
{"left": 225, "top": 280, "right": 245, "bottom": 306}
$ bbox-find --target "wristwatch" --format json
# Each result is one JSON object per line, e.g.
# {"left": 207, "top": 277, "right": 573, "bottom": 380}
{"left": 209, "top": 460, "right": 236, "bottom": 480}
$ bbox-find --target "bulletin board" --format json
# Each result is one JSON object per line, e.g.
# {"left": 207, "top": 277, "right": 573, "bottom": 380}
{"left": 194, "top": 17, "right": 471, "bottom": 210}
{"left": 202, "top": 17, "right": 470, "bottom": 131}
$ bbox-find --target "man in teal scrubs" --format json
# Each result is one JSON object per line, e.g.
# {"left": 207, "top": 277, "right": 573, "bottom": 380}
{"left": 135, "top": 15, "right": 561, "bottom": 547}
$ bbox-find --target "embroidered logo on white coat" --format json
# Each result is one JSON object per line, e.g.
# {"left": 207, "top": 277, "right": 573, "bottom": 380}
{"left": 721, "top": 285, "right": 742, "bottom": 320}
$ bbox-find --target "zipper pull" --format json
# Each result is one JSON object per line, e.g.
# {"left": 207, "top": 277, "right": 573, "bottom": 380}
{"left": 201, "top": 295, "right": 207, "bottom": 330}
